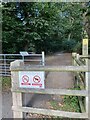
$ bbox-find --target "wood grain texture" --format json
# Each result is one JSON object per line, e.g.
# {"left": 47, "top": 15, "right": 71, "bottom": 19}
{"left": 10, "top": 65, "right": 88, "bottom": 72}
{"left": 12, "top": 106, "right": 88, "bottom": 118}
{"left": 11, "top": 88, "right": 88, "bottom": 96}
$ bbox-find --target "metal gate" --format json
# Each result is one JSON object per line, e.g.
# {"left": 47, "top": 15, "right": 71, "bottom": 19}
{"left": 0, "top": 52, "right": 45, "bottom": 76}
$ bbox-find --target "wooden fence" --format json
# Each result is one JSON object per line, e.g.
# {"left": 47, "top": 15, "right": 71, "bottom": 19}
{"left": 10, "top": 39, "right": 90, "bottom": 119}
{"left": 72, "top": 53, "right": 90, "bottom": 113}
{"left": 10, "top": 56, "right": 90, "bottom": 119}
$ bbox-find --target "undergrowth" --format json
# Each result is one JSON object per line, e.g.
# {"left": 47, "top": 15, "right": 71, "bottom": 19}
{"left": 0, "top": 77, "right": 11, "bottom": 91}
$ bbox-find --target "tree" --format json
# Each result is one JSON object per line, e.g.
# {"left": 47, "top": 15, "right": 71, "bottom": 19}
{"left": 2, "top": 2, "right": 84, "bottom": 54}
{"left": 83, "top": 2, "right": 90, "bottom": 39}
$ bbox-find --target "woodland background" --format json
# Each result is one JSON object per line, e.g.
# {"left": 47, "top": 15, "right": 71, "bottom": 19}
{"left": 2, "top": 2, "right": 90, "bottom": 54}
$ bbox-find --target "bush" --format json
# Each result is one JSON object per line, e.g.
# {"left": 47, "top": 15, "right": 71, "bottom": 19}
{"left": 62, "top": 39, "right": 77, "bottom": 52}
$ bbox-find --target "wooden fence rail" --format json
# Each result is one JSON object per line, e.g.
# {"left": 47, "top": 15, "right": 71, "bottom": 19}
{"left": 10, "top": 65, "right": 88, "bottom": 72}
{"left": 12, "top": 106, "right": 88, "bottom": 119}
{"left": 11, "top": 88, "right": 88, "bottom": 96}
{"left": 10, "top": 38, "right": 90, "bottom": 119}
{"left": 10, "top": 56, "right": 90, "bottom": 119}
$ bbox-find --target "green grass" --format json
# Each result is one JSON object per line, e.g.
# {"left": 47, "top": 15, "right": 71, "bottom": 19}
{"left": 49, "top": 95, "right": 81, "bottom": 120}
{"left": 0, "top": 76, "right": 11, "bottom": 91}
{"left": 50, "top": 95, "right": 80, "bottom": 113}
{"left": 62, "top": 96, "right": 80, "bottom": 112}
{"left": 50, "top": 87, "right": 81, "bottom": 113}
{"left": 50, "top": 101, "right": 60, "bottom": 110}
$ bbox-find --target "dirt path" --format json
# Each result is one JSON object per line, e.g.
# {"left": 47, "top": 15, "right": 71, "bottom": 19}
{"left": 2, "top": 53, "right": 74, "bottom": 118}
{"left": 46, "top": 53, "right": 73, "bottom": 89}
{"left": 26, "top": 53, "right": 74, "bottom": 118}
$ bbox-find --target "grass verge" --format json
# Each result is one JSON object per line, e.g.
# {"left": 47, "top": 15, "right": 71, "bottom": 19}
{"left": 50, "top": 95, "right": 80, "bottom": 113}
{"left": 0, "top": 77, "right": 11, "bottom": 91}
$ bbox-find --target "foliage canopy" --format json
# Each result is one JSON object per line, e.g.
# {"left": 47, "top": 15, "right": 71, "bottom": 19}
{"left": 2, "top": 2, "right": 89, "bottom": 54}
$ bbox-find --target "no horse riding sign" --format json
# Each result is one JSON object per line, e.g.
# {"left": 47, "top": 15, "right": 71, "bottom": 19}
{"left": 19, "top": 71, "right": 45, "bottom": 89}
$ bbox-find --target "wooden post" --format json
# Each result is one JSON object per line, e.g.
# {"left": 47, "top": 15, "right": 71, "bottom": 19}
{"left": 72, "top": 52, "right": 76, "bottom": 66}
{"left": 88, "top": 59, "right": 90, "bottom": 119}
{"left": 76, "top": 54, "right": 79, "bottom": 86}
{"left": 72, "top": 53, "right": 77, "bottom": 88}
{"left": 85, "top": 59, "right": 90, "bottom": 120}
{"left": 0, "top": 77, "right": 2, "bottom": 119}
{"left": 42, "top": 51, "right": 45, "bottom": 66}
{"left": 10, "top": 60, "right": 24, "bottom": 118}
{"left": 82, "top": 38, "right": 88, "bottom": 56}
{"left": 82, "top": 38, "right": 89, "bottom": 119}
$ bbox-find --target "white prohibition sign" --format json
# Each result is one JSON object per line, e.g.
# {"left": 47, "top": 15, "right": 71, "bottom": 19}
{"left": 21, "top": 75, "right": 30, "bottom": 85}
{"left": 33, "top": 75, "right": 41, "bottom": 83}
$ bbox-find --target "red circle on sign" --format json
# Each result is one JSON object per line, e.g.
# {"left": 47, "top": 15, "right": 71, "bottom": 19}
{"left": 33, "top": 75, "right": 41, "bottom": 83}
{"left": 22, "top": 75, "right": 29, "bottom": 83}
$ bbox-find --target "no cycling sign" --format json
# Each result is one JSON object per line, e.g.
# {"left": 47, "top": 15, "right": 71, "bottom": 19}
{"left": 21, "top": 75, "right": 31, "bottom": 85}
{"left": 19, "top": 71, "right": 45, "bottom": 89}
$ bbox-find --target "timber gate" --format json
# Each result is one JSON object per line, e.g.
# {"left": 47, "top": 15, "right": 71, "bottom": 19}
{"left": 10, "top": 39, "right": 90, "bottom": 119}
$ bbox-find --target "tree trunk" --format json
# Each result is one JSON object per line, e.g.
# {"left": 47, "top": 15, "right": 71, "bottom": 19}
{"left": 24, "top": 40, "right": 29, "bottom": 51}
